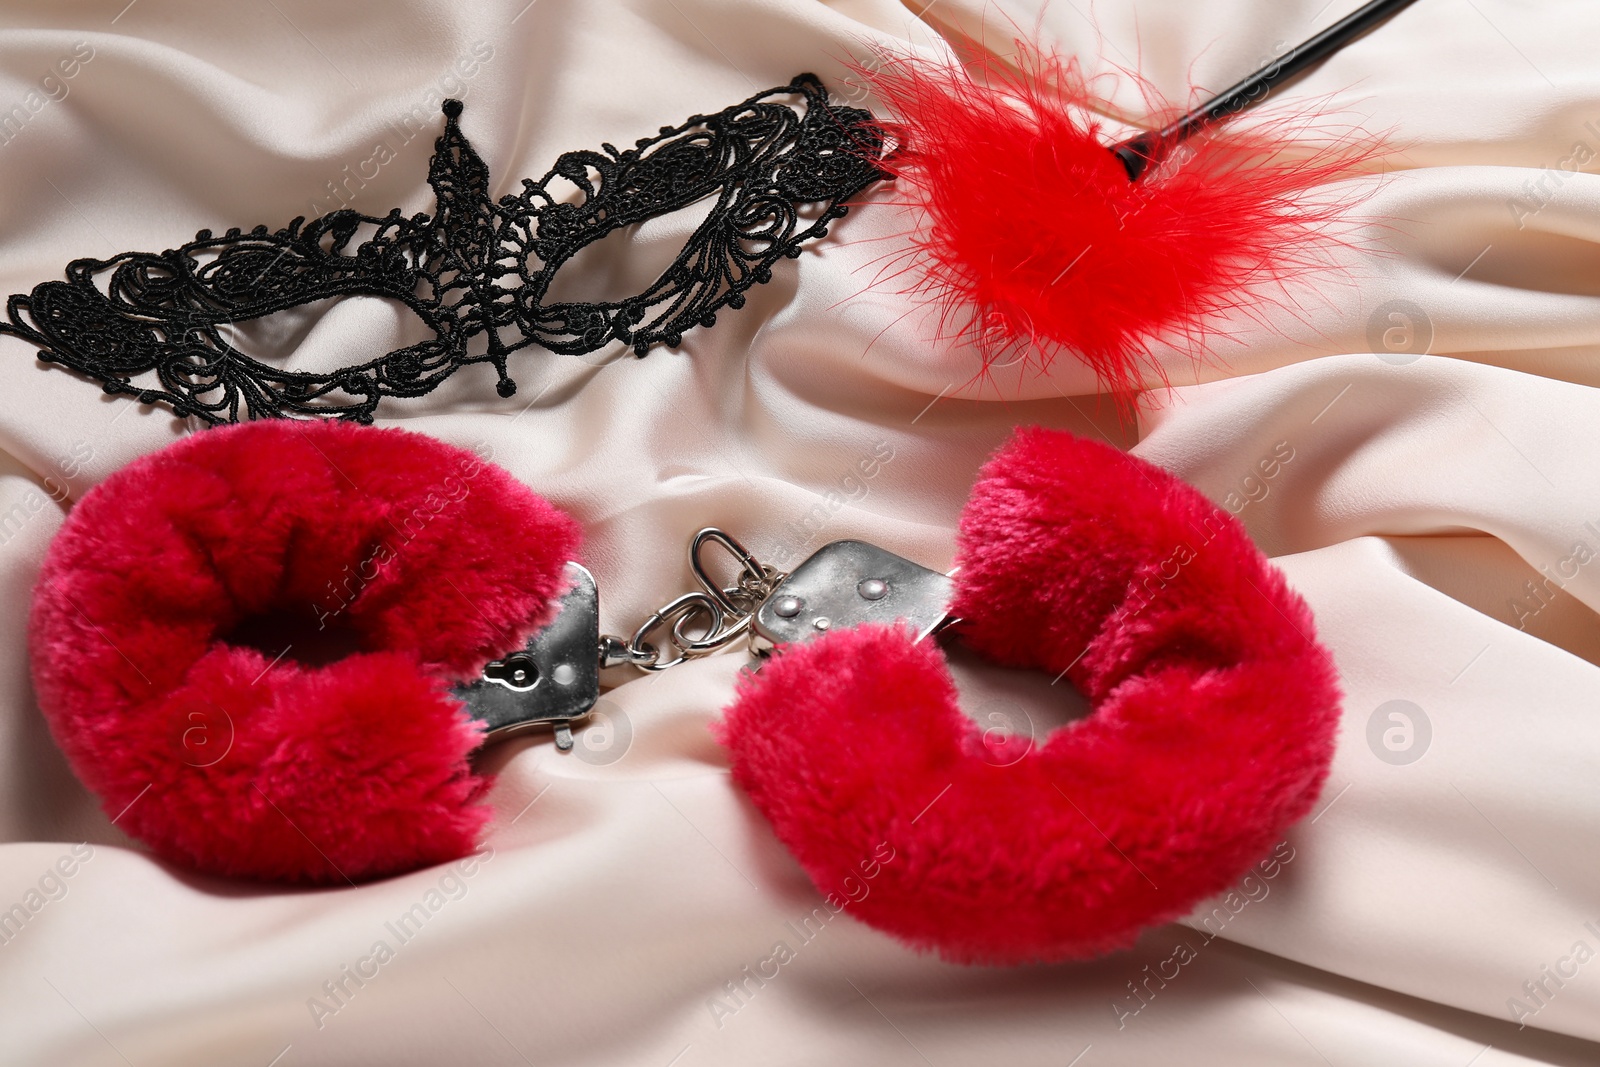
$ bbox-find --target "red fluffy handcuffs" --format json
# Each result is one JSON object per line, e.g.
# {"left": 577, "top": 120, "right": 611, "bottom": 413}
{"left": 31, "top": 421, "right": 1338, "bottom": 962}
{"left": 719, "top": 427, "right": 1340, "bottom": 963}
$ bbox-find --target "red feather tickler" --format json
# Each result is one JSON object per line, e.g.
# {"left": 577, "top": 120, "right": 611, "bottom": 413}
{"left": 855, "top": 43, "right": 1385, "bottom": 398}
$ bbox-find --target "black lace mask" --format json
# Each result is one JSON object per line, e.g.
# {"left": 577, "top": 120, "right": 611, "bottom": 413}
{"left": 1, "top": 75, "right": 886, "bottom": 423}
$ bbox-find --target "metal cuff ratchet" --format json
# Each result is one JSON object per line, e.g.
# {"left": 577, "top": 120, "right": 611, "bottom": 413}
{"left": 452, "top": 529, "right": 953, "bottom": 750}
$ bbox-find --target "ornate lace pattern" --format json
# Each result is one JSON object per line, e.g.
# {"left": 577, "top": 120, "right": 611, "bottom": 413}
{"left": 1, "top": 75, "right": 885, "bottom": 422}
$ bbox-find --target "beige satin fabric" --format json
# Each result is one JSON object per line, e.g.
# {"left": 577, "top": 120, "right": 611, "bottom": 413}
{"left": 0, "top": 1, "right": 1596, "bottom": 1063}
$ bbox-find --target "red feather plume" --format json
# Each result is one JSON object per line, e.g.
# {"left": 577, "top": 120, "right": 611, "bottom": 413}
{"left": 853, "top": 41, "right": 1384, "bottom": 402}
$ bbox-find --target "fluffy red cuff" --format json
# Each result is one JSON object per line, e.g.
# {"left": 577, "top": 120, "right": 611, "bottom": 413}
{"left": 718, "top": 428, "right": 1340, "bottom": 962}
{"left": 30, "top": 421, "right": 579, "bottom": 883}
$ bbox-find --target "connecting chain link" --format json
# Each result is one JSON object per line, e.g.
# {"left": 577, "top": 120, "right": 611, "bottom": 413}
{"left": 599, "top": 528, "right": 786, "bottom": 673}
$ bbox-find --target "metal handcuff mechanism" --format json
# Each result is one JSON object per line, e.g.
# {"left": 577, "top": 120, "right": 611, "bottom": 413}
{"left": 456, "top": 530, "right": 952, "bottom": 750}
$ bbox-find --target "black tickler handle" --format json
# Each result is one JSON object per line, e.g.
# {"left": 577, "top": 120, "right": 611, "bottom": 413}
{"left": 1111, "top": 0, "right": 1421, "bottom": 181}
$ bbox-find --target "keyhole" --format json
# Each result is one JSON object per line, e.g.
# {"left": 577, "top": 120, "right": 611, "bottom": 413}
{"left": 485, "top": 653, "right": 540, "bottom": 691}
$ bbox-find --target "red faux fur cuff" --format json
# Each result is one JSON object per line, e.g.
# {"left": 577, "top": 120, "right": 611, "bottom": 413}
{"left": 30, "top": 421, "right": 578, "bottom": 883}
{"left": 718, "top": 428, "right": 1341, "bottom": 963}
